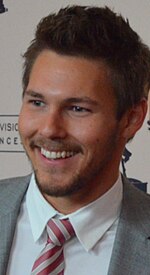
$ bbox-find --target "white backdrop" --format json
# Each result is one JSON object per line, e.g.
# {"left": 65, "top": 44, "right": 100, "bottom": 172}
{"left": 0, "top": 0, "right": 150, "bottom": 192}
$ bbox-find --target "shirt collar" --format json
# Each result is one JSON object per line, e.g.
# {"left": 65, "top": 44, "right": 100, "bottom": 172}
{"left": 26, "top": 174, "right": 58, "bottom": 242}
{"left": 68, "top": 174, "right": 122, "bottom": 251}
{"left": 26, "top": 173, "right": 122, "bottom": 251}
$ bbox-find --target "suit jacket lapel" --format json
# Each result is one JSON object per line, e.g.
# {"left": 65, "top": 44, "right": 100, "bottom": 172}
{"left": 1, "top": 175, "right": 150, "bottom": 274}
{"left": 108, "top": 177, "right": 150, "bottom": 275}
{"left": 0, "top": 175, "right": 30, "bottom": 275}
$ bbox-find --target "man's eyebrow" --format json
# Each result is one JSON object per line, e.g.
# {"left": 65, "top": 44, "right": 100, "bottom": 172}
{"left": 64, "top": 97, "right": 98, "bottom": 106}
{"left": 24, "top": 90, "right": 98, "bottom": 106}
{"left": 24, "top": 90, "right": 44, "bottom": 99}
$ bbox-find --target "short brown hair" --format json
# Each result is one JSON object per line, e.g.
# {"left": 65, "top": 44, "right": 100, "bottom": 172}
{"left": 22, "top": 5, "right": 150, "bottom": 119}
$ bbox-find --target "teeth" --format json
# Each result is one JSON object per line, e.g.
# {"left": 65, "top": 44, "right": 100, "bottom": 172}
{"left": 41, "top": 148, "right": 75, "bottom": 160}
{"left": 45, "top": 151, "right": 51, "bottom": 159}
{"left": 61, "top": 151, "right": 66, "bottom": 158}
{"left": 66, "top": 152, "right": 70, "bottom": 157}
{"left": 51, "top": 152, "right": 57, "bottom": 159}
{"left": 57, "top": 152, "right": 61, "bottom": 158}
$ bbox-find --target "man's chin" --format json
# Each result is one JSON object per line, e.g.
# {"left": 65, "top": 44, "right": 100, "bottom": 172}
{"left": 34, "top": 173, "right": 86, "bottom": 198}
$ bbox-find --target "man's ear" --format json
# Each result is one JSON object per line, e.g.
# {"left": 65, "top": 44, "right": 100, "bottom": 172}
{"left": 121, "top": 98, "right": 148, "bottom": 140}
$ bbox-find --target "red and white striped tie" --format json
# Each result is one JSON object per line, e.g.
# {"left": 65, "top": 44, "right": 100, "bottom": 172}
{"left": 31, "top": 219, "right": 75, "bottom": 275}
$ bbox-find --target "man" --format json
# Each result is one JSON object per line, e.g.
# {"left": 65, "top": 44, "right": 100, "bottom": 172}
{"left": 1, "top": 5, "right": 150, "bottom": 275}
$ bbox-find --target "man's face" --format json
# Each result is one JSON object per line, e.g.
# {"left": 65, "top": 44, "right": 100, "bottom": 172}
{"left": 19, "top": 50, "right": 125, "bottom": 204}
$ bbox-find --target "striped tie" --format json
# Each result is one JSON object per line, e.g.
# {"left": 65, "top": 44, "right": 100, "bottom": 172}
{"left": 31, "top": 219, "right": 75, "bottom": 275}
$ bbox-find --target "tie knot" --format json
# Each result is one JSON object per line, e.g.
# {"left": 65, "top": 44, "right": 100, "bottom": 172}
{"left": 47, "top": 218, "right": 75, "bottom": 246}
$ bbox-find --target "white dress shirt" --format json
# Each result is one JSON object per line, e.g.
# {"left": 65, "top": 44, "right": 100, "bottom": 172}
{"left": 7, "top": 173, "right": 123, "bottom": 275}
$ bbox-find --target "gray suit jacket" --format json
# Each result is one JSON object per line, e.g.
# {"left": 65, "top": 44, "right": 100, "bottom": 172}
{"left": 0, "top": 175, "right": 150, "bottom": 275}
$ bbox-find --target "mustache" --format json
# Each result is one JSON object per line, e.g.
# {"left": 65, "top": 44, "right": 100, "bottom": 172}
{"left": 29, "top": 137, "right": 83, "bottom": 153}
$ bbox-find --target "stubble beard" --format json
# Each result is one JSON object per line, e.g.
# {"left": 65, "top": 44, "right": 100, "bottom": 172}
{"left": 33, "top": 134, "right": 119, "bottom": 198}
{"left": 34, "top": 164, "right": 102, "bottom": 198}
{"left": 23, "top": 125, "right": 120, "bottom": 199}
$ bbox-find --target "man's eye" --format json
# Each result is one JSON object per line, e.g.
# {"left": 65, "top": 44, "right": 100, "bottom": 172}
{"left": 67, "top": 105, "right": 92, "bottom": 117}
{"left": 71, "top": 106, "right": 90, "bottom": 112}
{"left": 30, "top": 100, "right": 45, "bottom": 107}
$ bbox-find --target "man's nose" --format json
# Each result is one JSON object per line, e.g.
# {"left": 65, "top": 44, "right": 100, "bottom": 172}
{"left": 39, "top": 110, "right": 67, "bottom": 139}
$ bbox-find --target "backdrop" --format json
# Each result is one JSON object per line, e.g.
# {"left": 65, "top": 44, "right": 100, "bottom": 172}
{"left": 0, "top": 0, "right": 150, "bottom": 192}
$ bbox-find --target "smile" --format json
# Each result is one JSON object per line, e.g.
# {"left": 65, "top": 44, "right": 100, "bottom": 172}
{"left": 41, "top": 148, "right": 75, "bottom": 160}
